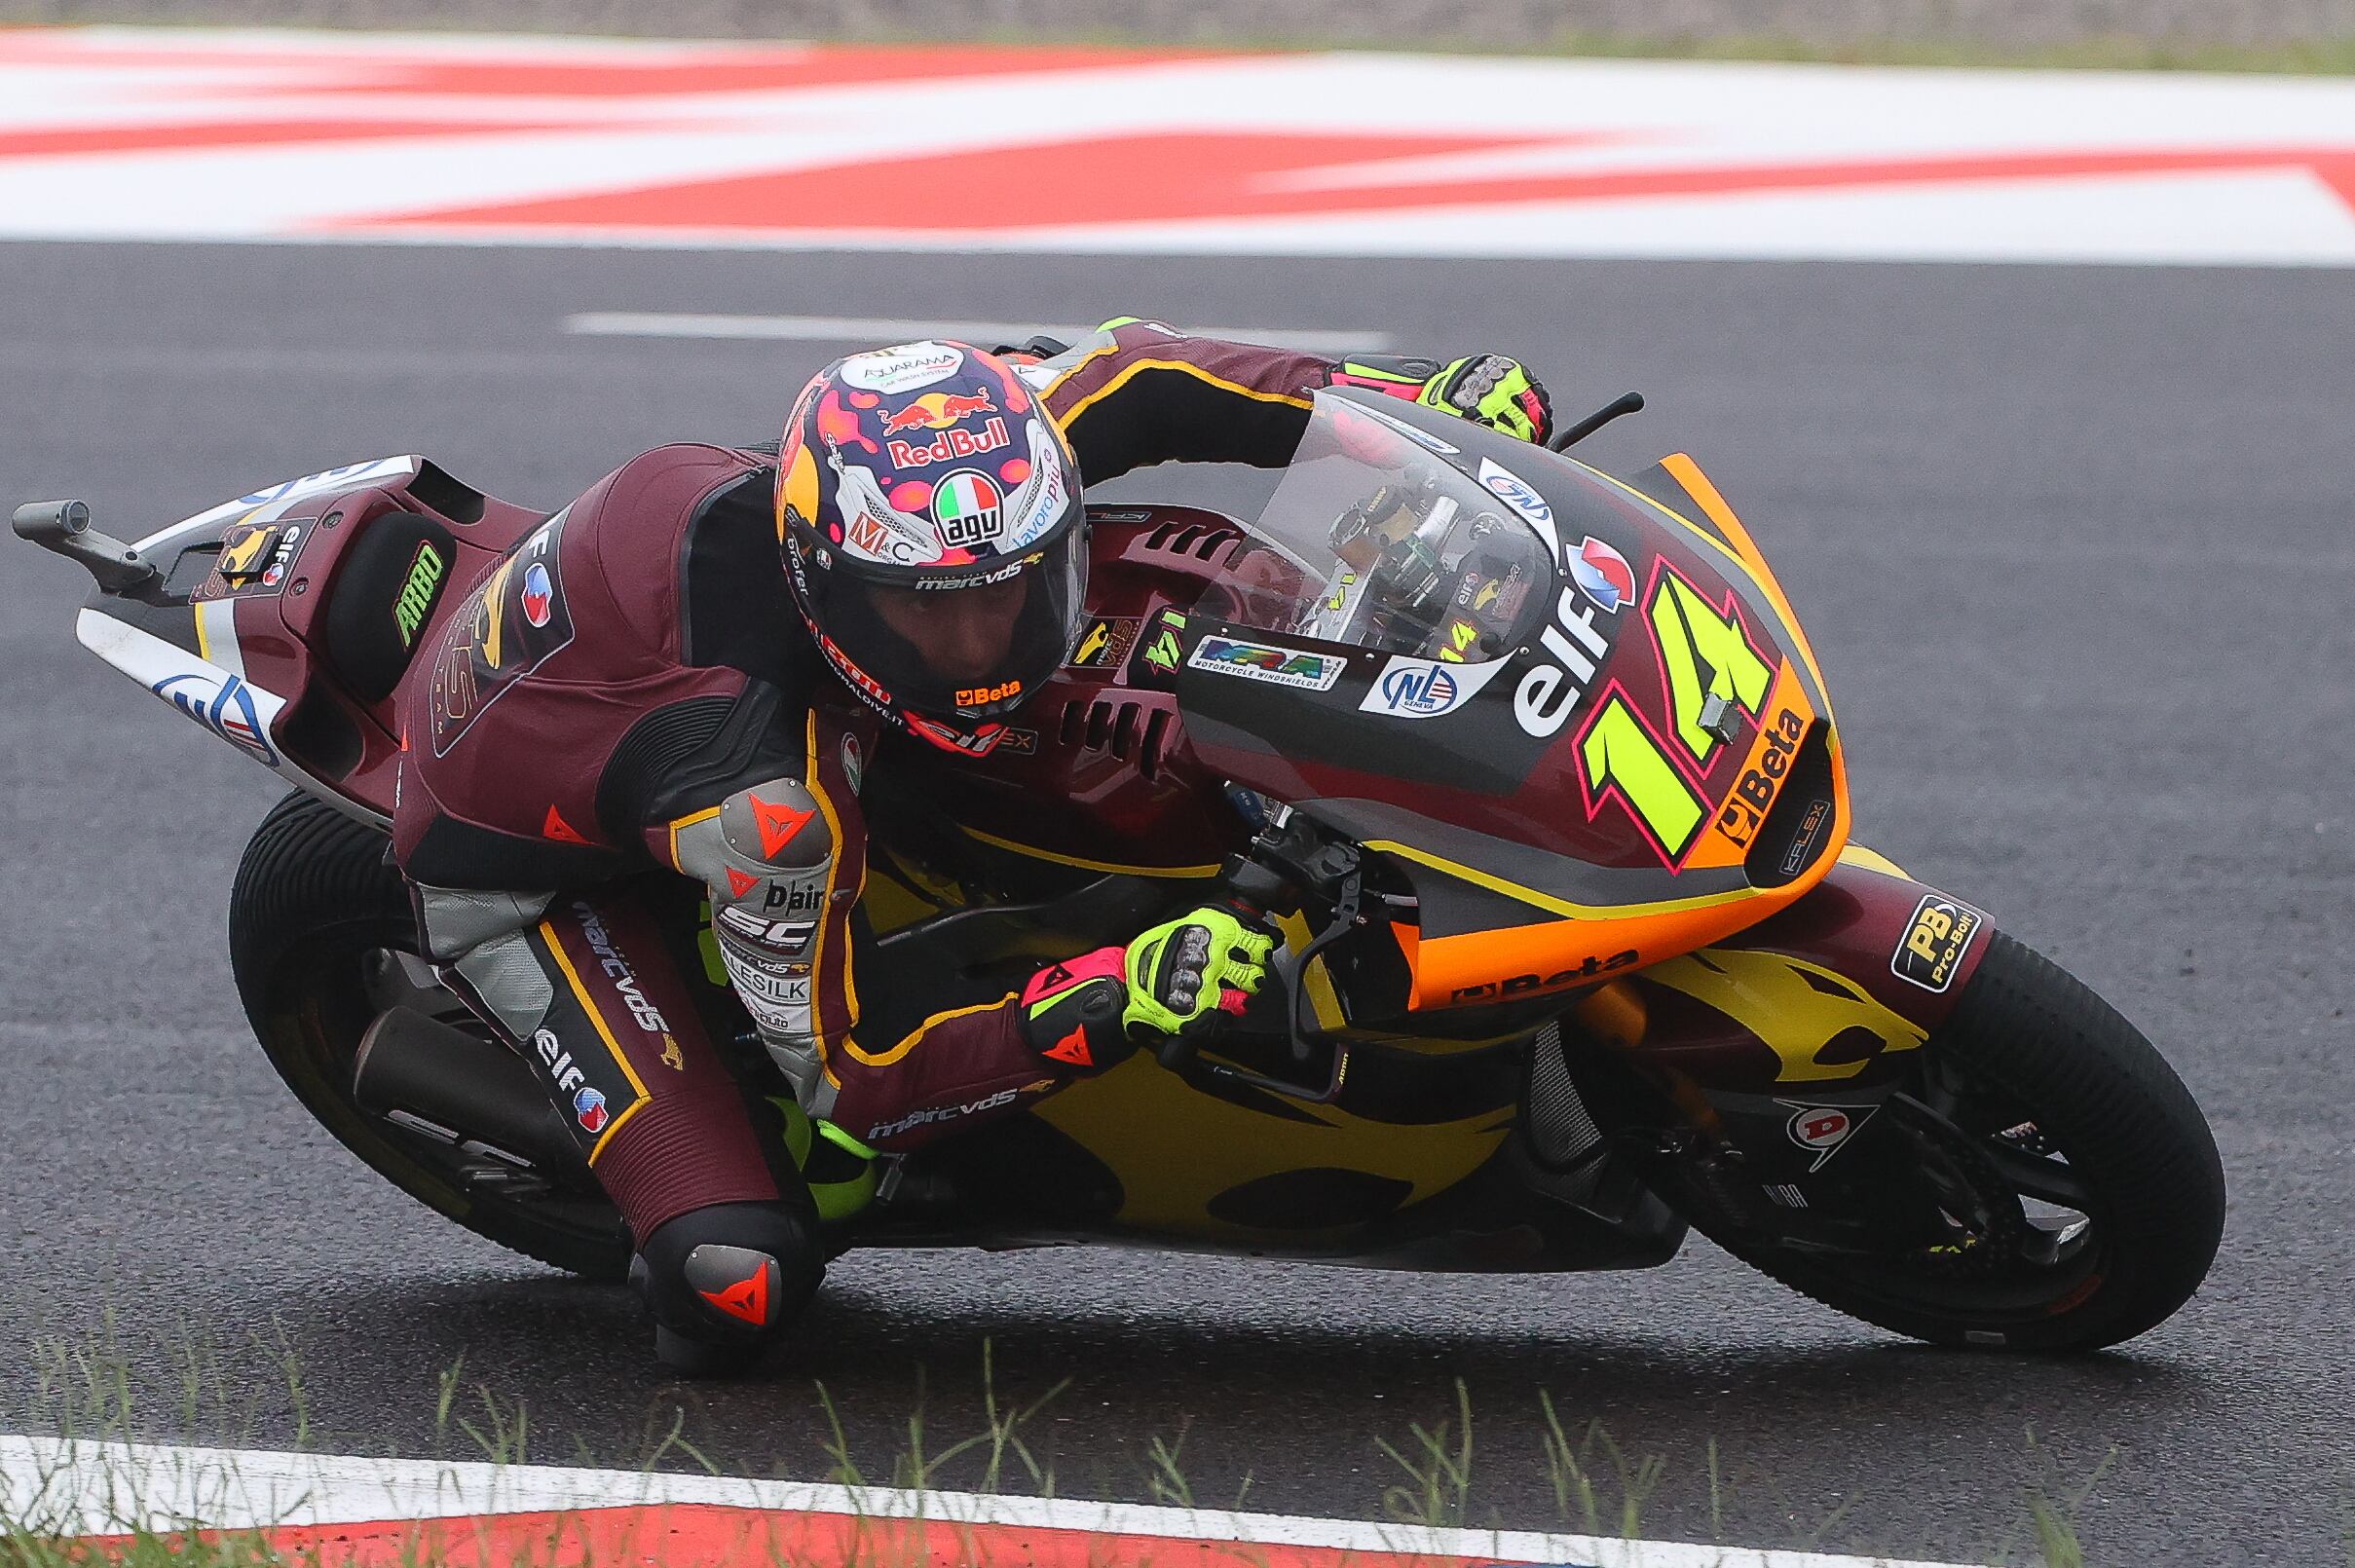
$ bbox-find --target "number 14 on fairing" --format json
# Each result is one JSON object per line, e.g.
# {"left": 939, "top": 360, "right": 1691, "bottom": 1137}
{"left": 1576, "top": 566, "right": 1777, "bottom": 865}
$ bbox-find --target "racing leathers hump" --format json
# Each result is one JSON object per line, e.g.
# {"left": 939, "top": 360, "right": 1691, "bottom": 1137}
{"left": 391, "top": 322, "right": 1347, "bottom": 1213}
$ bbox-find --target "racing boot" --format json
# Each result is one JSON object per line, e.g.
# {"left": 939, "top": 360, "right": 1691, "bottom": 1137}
{"left": 769, "top": 1096, "right": 881, "bottom": 1224}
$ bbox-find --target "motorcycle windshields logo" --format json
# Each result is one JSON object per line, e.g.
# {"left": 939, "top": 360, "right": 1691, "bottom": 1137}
{"left": 429, "top": 512, "right": 574, "bottom": 757}
{"left": 1188, "top": 634, "right": 1345, "bottom": 691}
{"left": 150, "top": 670, "right": 279, "bottom": 765}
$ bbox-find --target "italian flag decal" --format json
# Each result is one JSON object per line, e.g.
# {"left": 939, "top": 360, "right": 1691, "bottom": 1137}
{"left": 932, "top": 470, "right": 1004, "bottom": 550}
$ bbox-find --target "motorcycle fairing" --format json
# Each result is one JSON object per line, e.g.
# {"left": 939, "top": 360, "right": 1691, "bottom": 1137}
{"left": 1165, "top": 398, "right": 1851, "bottom": 1009}
{"left": 75, "top": 456, "right": 542, "bottom": 828}
{"left": 1588, "top": 850, "right": 1996, "bottom": 1103}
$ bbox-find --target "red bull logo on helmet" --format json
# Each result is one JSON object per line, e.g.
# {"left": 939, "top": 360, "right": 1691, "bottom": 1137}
{"left": 882, "top": 389, "right": 995, "bottom": 435}
{"left": 888, "top": 416, "right": 1010, "bottom": 467}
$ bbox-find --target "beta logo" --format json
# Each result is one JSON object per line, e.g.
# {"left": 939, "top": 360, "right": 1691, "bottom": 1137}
{"left": 573, "top": 1086, "right": 609, "bottom": 1134}
{"left": 1778, "top": 1100, "right": 1877, "bottom": 1172}
{"left": 1567, "top": 535, "right": 1636, "bottom": 614}
{"left": 954, "top": 679, "right": 1022, "bottom": 708}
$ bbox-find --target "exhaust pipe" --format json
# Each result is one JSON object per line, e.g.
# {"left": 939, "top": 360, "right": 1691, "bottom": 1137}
{"left": 354, "top": 1007, "right": 585, "bottom": 1176}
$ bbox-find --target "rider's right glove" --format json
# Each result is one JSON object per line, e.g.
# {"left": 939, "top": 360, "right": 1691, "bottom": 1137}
{"left": 1018, "top": 907, "right": 1277, "bottom": 1071}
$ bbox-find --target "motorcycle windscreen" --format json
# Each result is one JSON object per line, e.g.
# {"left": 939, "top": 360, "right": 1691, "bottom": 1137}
{"left": 1169, "top": 392, "right": 1850, "bottom": 1006}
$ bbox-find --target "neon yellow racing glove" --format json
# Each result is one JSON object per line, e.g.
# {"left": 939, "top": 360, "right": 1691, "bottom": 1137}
{"left": 1020, "top": 907, "right": 1277, "bottom": 1073}
{"left": 1121, "top": 907, "right": 1277, "bottom": 1040}
{"left": 1337, "top": 353, "right": 1554, "bottom": 444}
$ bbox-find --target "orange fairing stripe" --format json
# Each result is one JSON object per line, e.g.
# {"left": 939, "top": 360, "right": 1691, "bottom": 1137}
{"left": 1410, "top": 886, "right": 1806, "bottom": 1012}
{"left": 1658, "top": 453, "right": 1827, "bottom": 692}
{"left": 1676, "top": 663, "right": 1816, "bottom": 875}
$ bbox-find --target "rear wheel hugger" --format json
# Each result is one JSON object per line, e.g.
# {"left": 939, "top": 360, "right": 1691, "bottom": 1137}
{"left": 228, "top": 789, "right": 630, "bottom": 1280}
{"left": 1688, "top": 931, "right": 2226, "bottom": 1351}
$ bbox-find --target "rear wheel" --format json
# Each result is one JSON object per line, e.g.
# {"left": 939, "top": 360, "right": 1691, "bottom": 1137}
{"left": 229, "top": 790, "right": 628, "bottom": 1279}
{"left": 1663, "top": 933, "right": 2224, "bottom": 1351}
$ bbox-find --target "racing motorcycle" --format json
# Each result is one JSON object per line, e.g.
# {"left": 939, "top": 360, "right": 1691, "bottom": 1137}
{"left": 15, "top": 386, "right": 2225, "bottom": 1353}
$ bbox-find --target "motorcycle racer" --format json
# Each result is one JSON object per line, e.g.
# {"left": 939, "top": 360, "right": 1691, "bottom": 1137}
{"left": 384, "top": 318, "right": 1552, "bottom": 1372}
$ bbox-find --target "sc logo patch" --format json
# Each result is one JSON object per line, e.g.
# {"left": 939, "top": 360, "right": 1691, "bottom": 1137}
{"left": 1891, "top": 894, "right": 1984, "bottom": 993}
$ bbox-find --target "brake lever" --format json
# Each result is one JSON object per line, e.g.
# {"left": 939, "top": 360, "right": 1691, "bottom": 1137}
{"left": 1549, "top": 391, "right": 1645, "bottom": 452}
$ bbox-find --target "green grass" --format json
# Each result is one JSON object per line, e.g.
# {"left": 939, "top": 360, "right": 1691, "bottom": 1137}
{"left": 0, "top": 1328, "right": 2124, "bottom": 1567}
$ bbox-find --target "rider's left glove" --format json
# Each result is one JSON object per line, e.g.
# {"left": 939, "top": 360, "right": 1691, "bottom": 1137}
{"left": 1018, "top": 907, "right": 1276, "bottom": 1072}
{"left": 1414, "top": 354, "right": 1552, "bottom": 444}
{"left": 1339, "top": 354, "right": 1553, "bottom": 444}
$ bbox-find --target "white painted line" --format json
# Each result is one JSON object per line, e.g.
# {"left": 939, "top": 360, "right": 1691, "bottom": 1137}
{"left": 0, "top": 1435, "right": 1990, "bottom": 1568}
{"left": 564, "top": 313, "right": 1394, "bottom": 355}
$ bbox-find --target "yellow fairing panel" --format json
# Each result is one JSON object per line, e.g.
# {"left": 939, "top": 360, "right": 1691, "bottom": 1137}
{"left": 1030, "top": 1054, "right": 1512, "bottom": 1238}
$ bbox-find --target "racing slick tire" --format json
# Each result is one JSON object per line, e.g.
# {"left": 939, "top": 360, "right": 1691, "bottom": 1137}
{"left": 1671, "top": 932, "right": 2225, "bottom": 1352}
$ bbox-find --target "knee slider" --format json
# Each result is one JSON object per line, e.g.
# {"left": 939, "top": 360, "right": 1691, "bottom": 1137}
{"left": 632, "top": 1200, "right": 821, "bottom": 1344}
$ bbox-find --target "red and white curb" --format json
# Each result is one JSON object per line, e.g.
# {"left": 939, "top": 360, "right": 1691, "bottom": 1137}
{"left": 1, "top": 26, "right": 2352, "bottom": 265}
{"left": 0, "top": 1436, "right": 1988, "bottom": 1567}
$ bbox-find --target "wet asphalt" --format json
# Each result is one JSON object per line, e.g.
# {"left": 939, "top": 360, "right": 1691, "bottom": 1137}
{"left": 0, "top": 240, "right": 2349, "bottom": 1564}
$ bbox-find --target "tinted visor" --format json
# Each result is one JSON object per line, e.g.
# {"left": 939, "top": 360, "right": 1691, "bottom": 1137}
{"left": 822, "top": 532, "right": 1084, "bottom": 721}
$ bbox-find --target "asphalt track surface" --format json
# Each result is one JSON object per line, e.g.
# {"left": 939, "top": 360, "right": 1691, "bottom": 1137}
{"left": 1, "top": 240, "right": 2349, "bottom": 1564}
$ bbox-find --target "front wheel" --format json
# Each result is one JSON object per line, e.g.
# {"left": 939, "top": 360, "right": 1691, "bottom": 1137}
{"left": 1666, "top": 933, "right": 2225, "bottom": 1351}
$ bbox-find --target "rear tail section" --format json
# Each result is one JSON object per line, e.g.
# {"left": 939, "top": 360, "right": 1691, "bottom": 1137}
{"left": 18, "top": 456, "right": 540, "bottom": 826}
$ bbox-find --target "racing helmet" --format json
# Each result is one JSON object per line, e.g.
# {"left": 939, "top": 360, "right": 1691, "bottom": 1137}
{"left": 775, "top": 341, "right": 1085, "bottom": 755}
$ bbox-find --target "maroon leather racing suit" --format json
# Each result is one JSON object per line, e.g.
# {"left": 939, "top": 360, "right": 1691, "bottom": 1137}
{"left": 387, "top": 321, "right": 1371, "bottom": 1353}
